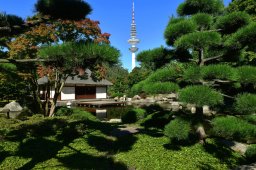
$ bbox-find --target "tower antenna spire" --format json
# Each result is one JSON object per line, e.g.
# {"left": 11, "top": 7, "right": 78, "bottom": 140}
{"left": 128, "top": 0, "right": 140, "bottom": 71}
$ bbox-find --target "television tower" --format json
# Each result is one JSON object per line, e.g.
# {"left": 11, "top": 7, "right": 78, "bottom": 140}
{"left": 128, "top": 0, "right": 140, "bottom": 70}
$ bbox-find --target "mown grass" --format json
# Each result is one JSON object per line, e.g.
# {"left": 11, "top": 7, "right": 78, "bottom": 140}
{"left": 0, "top": 113, "right": 245, "bottom": 170}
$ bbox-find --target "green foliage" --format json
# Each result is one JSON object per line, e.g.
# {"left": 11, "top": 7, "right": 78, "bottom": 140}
{"left": 35, "top": 0, "right": 92, "bottom": 20}
{"left": 179, "top": 85, "right": 223, "bottom": 107}
{"left": 164, "top": 19, "right": 196, "bottom": 46}
{"left": 177, "top": 0, "right": 224, "bottom": 16}
{"left": 237, "top": 66, "right": 256, "bottom": 84}
{"left": 174, "top": 31, "right": 222, "bottom": 50}
{"left": 143, "top": 82, "right": 179, "bottom": 95}
{"left": 225, "top": 22, "right": 256, "bottom": 50}
{"left": 215, "top": 12, "right": 251, "bottom": 34}
{"left": 121, "top": 108, "right": 146, "bottom": 124}
{"left": 0, "top": 12, "right": 24, "bottom": 37}
{"left": 227, "top": 0, "right": 256, "bottom": 20}
{"left": 192, "top": 13, "right": 213, "bottom": 30}
{"left": 201, "top": 64, "right": 238, "bottom": 81}
{"left": 136, "top": 47, "right": 172, "bottom": 70}
{"left": 146, "top": 64, "right": 183, "bottom": 83}
{"left": 70, "top": 109, "right": 97, "bottom": 121}
{"left": 212, "top": 116, "right": 256, "bottom": 142}
{"left": 243, "top": 114, "right": 256, "bottom": 124}
{"left": 106, "top": 64, "right": 129, "bottom": 97}
{"left": 245, "top": 144, "right": 256, "bottom": 162}
{"left": 164, "top": 117, "right": 191, "bottom": 143}
{"left": 235, "top": 93, "right": 256, "bottom": 114}
{"left": 55, "top": 107, "right": 73, "bottom": 116}
{"left": 127, "top": 67, "right": 151, "bottom": 88}
{"left": 183, "top": 65, "right": 202, "bottom": 83}
{"left": 130, "top": 80, "right": 147, "bottom": 95}
{"left": 39, "top": 43, "right": 120, "bottom": 70}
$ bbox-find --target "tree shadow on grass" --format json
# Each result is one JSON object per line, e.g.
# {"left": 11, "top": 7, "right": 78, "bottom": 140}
{"left": 87, "top": 132, "right": 137, "bottom": 154}
{"left": 17, "top": 138, "right": 62, "bottom": 170}
{"left": 59, "top": 151, "right": 127, "bottom": 170}
{"left": 2, "top": 117, "right": 129, "bottom": 169}
{"left": 203, "top": 139, "right": 246, "bottom": 169}
{"left": 0, "top": 146, "right": 10, "bottom": 165}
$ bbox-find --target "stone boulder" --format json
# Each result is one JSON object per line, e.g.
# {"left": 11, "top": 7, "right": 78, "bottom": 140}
{"left": 203, "top": 105, "right": 211, "bottom": 116}
{"left": 166, "top": 93, "right": 178, "bottom": 100}
{"left": 3, "top": 101, "right": 23, "bottom": 112}
{"left": 171, "top": 102, "right": 180, "bottom": 111}
{"left": 132, "top": 95, "right": 141, "bottom": 100}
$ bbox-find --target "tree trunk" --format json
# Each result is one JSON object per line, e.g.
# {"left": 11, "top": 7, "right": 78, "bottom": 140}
{"left": 48, "top": 81, "right": 65, "bottom": 117}
{"left": 196, "top": 126, "right": 207, "bottom": 144}
{"left": 44, "top": 83, "right": 50, "bottom": 116}
{"left": 198, "top": 49, "right": 205, "bottom": 66}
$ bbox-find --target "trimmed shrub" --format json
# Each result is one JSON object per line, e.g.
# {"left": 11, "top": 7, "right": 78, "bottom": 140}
{"left": 245, "top": 144, "right": 256, "bottom": 162}
{"left": 55, "top": 107, "right": 73, "bottom": 116}
{"left": 179, "top": 85, "right": 223, "bottom": 107}
{"left": 201, "top": 64, "right": 238, "bottom": 81}
{"left": 237, "top": 66, "right": 256, "bottom": 84}
{"left": 243, "top": 114, "right": 256, "bottom": 124}
{"left": 164, "top": 117, "right": 191, "bottom": 143}
{"left": 70, "top": 109, "right": 97, "bottom": 121}
{"left": 212, "top": 116, "right": 256, "bottom": 142}
{"left": 130, "top": 80, "right": 147, "bottom": 95}
{"left": 235, "top": 93, "right": 256, "bottom": 114}
{"left": 215, "top": 11, "right": 251, "bottom": 34}
{"left": 143, "top": 82, "right": 179, "bottom": 95}
{"left": 192, "top": 13, "right": 213, "bottom": 30}
{"left": 121, "top": 108, "right": 146, "bottom": 124}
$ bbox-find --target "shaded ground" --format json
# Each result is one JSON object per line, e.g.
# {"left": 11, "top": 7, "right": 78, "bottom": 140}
{"left": 0, "top": 115, "right": 247, "bottom": 169}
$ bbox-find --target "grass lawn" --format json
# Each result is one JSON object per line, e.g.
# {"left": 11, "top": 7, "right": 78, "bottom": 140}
{"left": 0, "top": 114, "right": 245, "bottom": 170}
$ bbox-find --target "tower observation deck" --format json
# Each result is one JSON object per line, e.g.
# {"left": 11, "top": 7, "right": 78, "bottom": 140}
{"left": 128, "top": 0, "right": 140, "bottom": 70}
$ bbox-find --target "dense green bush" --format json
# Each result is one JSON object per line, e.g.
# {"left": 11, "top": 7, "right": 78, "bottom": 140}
{"left": 201, "top": 64, "right": 238, "bottom": 81}
{"left": 237, "top": 66, "right": 256, "bottom": 84}
{"left": 70, "top": 109, "right": 97, "bottom": 121}
{"left": 215, "top": 12, "right": 251, "bottom": 34}
{"left": 235, "top": 93, "right": 256, "bottom": 114}
{"left": 164, "top": 117, "right": 191, "bottom": 143}
{"left": 55, "top": 107, "right": 73, "bottom": 116}
{"left": 212, "top": 116, "right": 256, "bottom": 142}
{"left": 56, "top": 107, "right": 97, "bottom": 121}
{"left": 146, "top": 65, "right": 183, "bottom": 83}
{"left": 121, "top": 108, "right": 146, "bottom": 124}
{"left": 245, "top": 144, "right": 256, "bottom": 162}
{"left": 130, "top": 80, "right": 147, "bottom": 95}
{"left": 143, "top": 82, "right": 179, "bottom": 94}
{"left": 243, "top": 114, "right": 256, "bottom": 124}
{"left": 179, "top": 85, "right": 223, "bottom": 107}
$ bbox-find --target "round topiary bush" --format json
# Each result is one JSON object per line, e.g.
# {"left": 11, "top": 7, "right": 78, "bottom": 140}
{"left": 70, "top": 109, "right": 97, "bottom": 121}
{"left": 35, "top": 0, "right": 92, "bottom": 20}
{"left": 245, "top": 144, "right": 256, "bottom": 162}
{"left": 235, "top": 93, "right": 256, "bottom": 114}
{"left": 121, "top": 108, "right": 146, "bottom": 124}
{"left": 211, "top": 116, "right": 256, "bottom": 142}
{"left": 201, "top": 64, "right": 238, "bottom": 81}
{"left": 179, "top": 85, "right": 223, "bottom": 107}
{"left": 164, "top": 117, "right": 191, "bottom": 143}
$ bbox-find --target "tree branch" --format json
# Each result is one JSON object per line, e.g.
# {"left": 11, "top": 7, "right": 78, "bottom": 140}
{"left": 203, "top": 55, "right": 222, "bottom": 63}
{"left": 0, "top": 58, "right": 52, "bottom": 63}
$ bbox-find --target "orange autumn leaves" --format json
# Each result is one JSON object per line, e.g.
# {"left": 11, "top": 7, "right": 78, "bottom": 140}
{"left": 8, "top": 18, "right": 111, "bottom": 59}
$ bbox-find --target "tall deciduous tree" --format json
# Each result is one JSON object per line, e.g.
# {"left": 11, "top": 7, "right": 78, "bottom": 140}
{"left": 6, "top": 0, "right": 116, "bottom": 116}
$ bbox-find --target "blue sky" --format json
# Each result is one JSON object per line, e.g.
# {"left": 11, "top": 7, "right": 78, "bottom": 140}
{"left": 0, "top": 0, "right": 231, "bottom": 71}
